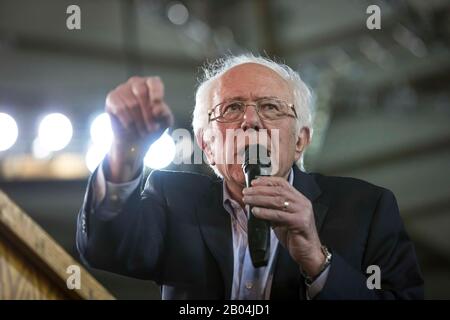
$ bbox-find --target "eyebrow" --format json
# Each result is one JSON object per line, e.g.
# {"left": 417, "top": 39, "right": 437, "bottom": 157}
{"left": 221, "top": 95, "right": 279, "bottom": 103}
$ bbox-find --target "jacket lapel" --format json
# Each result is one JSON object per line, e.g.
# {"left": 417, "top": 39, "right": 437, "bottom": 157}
{"left": 292, "top": 166, "right": 329, "bottom": 233}
{"left": 195, "top": 179, "right": 234, "bottom": 299}
{"left": 271, "top": 166, "right": 330, "bottom": 299}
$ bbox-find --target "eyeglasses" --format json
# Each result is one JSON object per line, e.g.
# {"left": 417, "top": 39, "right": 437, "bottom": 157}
{"left": 208, "top": 98, "right": 297, "bottom": 123}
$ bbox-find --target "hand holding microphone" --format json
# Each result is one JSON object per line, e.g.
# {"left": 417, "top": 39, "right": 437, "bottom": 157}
{"left": 242, "top": 161, "right": 326, "bottom": 278}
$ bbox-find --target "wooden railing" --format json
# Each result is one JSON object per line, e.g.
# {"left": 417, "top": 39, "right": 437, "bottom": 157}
{"left": 0, "top": 189, "right": 114, "bottom": 299}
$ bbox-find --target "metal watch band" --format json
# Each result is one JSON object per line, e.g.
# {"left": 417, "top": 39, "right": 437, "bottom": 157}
{"left": 301, "top": 245, "right": 332, "bottom": 286}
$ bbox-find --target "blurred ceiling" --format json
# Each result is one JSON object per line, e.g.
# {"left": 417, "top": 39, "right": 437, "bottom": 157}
{"left": 0, "top": 0, "right": 449, "bottom": 299}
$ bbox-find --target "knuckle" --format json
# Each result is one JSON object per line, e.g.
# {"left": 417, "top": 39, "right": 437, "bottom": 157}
{"left": 147, "top": 77, "right": 164, "bottom": 93}
{"left": 105, "top": 92, "right": 113, "bottom": 106}
{"left": 116, "top": 83, "right": 127, "bottom": 91}
{"left": 128, "top": 76, "right": 142, "bottom": 83}
{"left": 131, "top": 83, "right": 147, "bottom": 96}
{"left": 148, "top": 76, "right": 161, "bottom": 83}
{"left": 115, "top": 84, "right": 132, "bottom": 98}
{"left": 275, "top": 185, "right": 284, "bottom": 196}
{"left": 298, "top": 215, "right": 308, "bottom": 227}
{"left": 105, "top": 92, "right": 120, "bottom": 108}
{"left": 305, "top": 200, "right": 313, "bottom": 211}
{"left": 146, "top": 77, "right": 156, "bottom": 86}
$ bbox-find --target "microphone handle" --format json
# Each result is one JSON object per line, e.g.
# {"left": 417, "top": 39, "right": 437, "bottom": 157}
{"left": 248, "top": 206, "right": 271, "bottom": 267}
{"left": 245, "top": 165, "right": 271, "bottom": 268}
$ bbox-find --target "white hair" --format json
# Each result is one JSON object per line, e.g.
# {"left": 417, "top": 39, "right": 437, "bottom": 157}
{"left": 192, "top": 53, "right": 314, "bottom": 172}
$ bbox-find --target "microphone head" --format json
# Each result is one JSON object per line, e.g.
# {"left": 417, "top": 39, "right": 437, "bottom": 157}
{"left": 242, "top": 144, "right": 271, "bottom": 170}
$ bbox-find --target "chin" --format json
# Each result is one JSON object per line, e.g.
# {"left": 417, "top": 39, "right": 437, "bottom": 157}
{"left": 228, "top": 166, "right": 246, "bottom": 186}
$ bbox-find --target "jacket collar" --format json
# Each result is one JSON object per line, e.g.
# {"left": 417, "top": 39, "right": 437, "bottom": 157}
{"left": 292, "top": 166, "right": 328, "bottom": 232}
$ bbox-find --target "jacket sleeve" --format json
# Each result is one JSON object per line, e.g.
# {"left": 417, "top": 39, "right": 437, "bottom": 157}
{"left": 75, "top": 167, "right": 168, "bottom": 281}
{"left": 315, "top": 189, "right": 424, "bottom": 299}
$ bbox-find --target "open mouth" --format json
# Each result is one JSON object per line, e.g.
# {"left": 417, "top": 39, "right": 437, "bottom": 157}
{"left": 233, "top": 130, "right": 272, "bottom": 154}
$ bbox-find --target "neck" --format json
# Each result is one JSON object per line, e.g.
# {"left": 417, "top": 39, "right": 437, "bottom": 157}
{"left": 225, "top": 180, "right": 246, "bottom": 209}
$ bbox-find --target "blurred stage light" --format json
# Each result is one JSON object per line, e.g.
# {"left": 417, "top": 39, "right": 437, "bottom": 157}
{"left": 85, "top": 143, "right": 109, "bottom": 173}
{"left": 90, "top": 113, "right": 113, "bottom": 148}
{"left": 144, "top": 129, "right": 176, "bottom": 169}
{"left": 0, "top": 113, "right": 18, "bottom": 151}
{"left": 167, "top": 2, "right": 189, "bottom": 25}
{"left": 38, "top": 113, "right": 73, "bottom": 151}
{"left": 32, "top": 138, "right": 51, "bottom": 159}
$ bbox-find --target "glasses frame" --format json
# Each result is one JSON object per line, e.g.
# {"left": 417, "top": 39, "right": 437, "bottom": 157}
{"left": 208, "top": 98, "right": 298, "bottom": 123}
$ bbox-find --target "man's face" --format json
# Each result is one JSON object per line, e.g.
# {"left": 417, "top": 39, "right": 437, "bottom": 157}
{"left": 204, "top": 63, "right": 309, "bottom": 187}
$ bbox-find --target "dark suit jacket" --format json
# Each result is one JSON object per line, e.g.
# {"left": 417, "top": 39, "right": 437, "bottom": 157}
{"left": 76, "top": 165, "right": 424, "bottom": 299}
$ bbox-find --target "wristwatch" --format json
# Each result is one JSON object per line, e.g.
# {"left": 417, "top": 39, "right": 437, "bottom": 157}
{"left": 300, "top": 245, "right": 332, "bottom": 286}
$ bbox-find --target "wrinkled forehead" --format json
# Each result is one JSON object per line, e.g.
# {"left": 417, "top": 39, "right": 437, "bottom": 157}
{"left": 211, "top": 63, "right": 293, "bottom": 105}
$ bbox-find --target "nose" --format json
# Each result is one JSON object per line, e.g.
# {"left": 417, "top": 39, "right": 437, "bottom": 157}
{"left": 241, "top": 104, "right": 262, "bottom": 131}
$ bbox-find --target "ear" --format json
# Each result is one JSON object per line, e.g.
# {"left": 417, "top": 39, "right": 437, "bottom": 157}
{"left": 294, "top": 126, "right": 311, "bottom": 162}
{"left": 196, "top": 129, "right": 215, "bottom": 165}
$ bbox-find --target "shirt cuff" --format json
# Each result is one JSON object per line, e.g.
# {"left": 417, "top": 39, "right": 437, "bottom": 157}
{"left": 306, "top": 265, "right": 330, "bottom": 300}
{"left": 93, "top": 160, "right": 142, "bottom": 217}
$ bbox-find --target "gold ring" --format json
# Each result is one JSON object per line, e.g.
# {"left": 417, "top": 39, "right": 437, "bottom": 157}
{"left": 283, "top": 201, "right": 290, "bottom": 211}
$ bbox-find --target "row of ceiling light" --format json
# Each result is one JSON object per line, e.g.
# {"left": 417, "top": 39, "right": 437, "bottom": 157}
{"left": 0, "top": 112, "right": 176, "bottom": 172}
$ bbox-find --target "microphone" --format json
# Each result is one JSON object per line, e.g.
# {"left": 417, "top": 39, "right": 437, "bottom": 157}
{"left": 242, "top": 144, "right": 271, "bottom": 268}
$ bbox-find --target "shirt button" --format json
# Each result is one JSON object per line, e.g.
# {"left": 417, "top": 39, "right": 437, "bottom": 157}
{"left": 111, "top": 194, "right": 118, "bottom": 202}
{"left": 245, "top": 281, "right": 253, "bottom": 290}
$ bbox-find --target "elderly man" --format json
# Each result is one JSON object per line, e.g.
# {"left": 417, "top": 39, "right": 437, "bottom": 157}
{"left": 76, "top": 55, "right": 423, "bottom": 299}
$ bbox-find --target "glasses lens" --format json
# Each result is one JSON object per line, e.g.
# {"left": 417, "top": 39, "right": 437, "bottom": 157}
{"left": 221, "top": 101, "right": 245, "bottom": 122}
{"left": 211, "top": 99, "right": 294, "bottom": 122}
{"left": 258, "top": 99, "right": 287, "bottom": 119}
